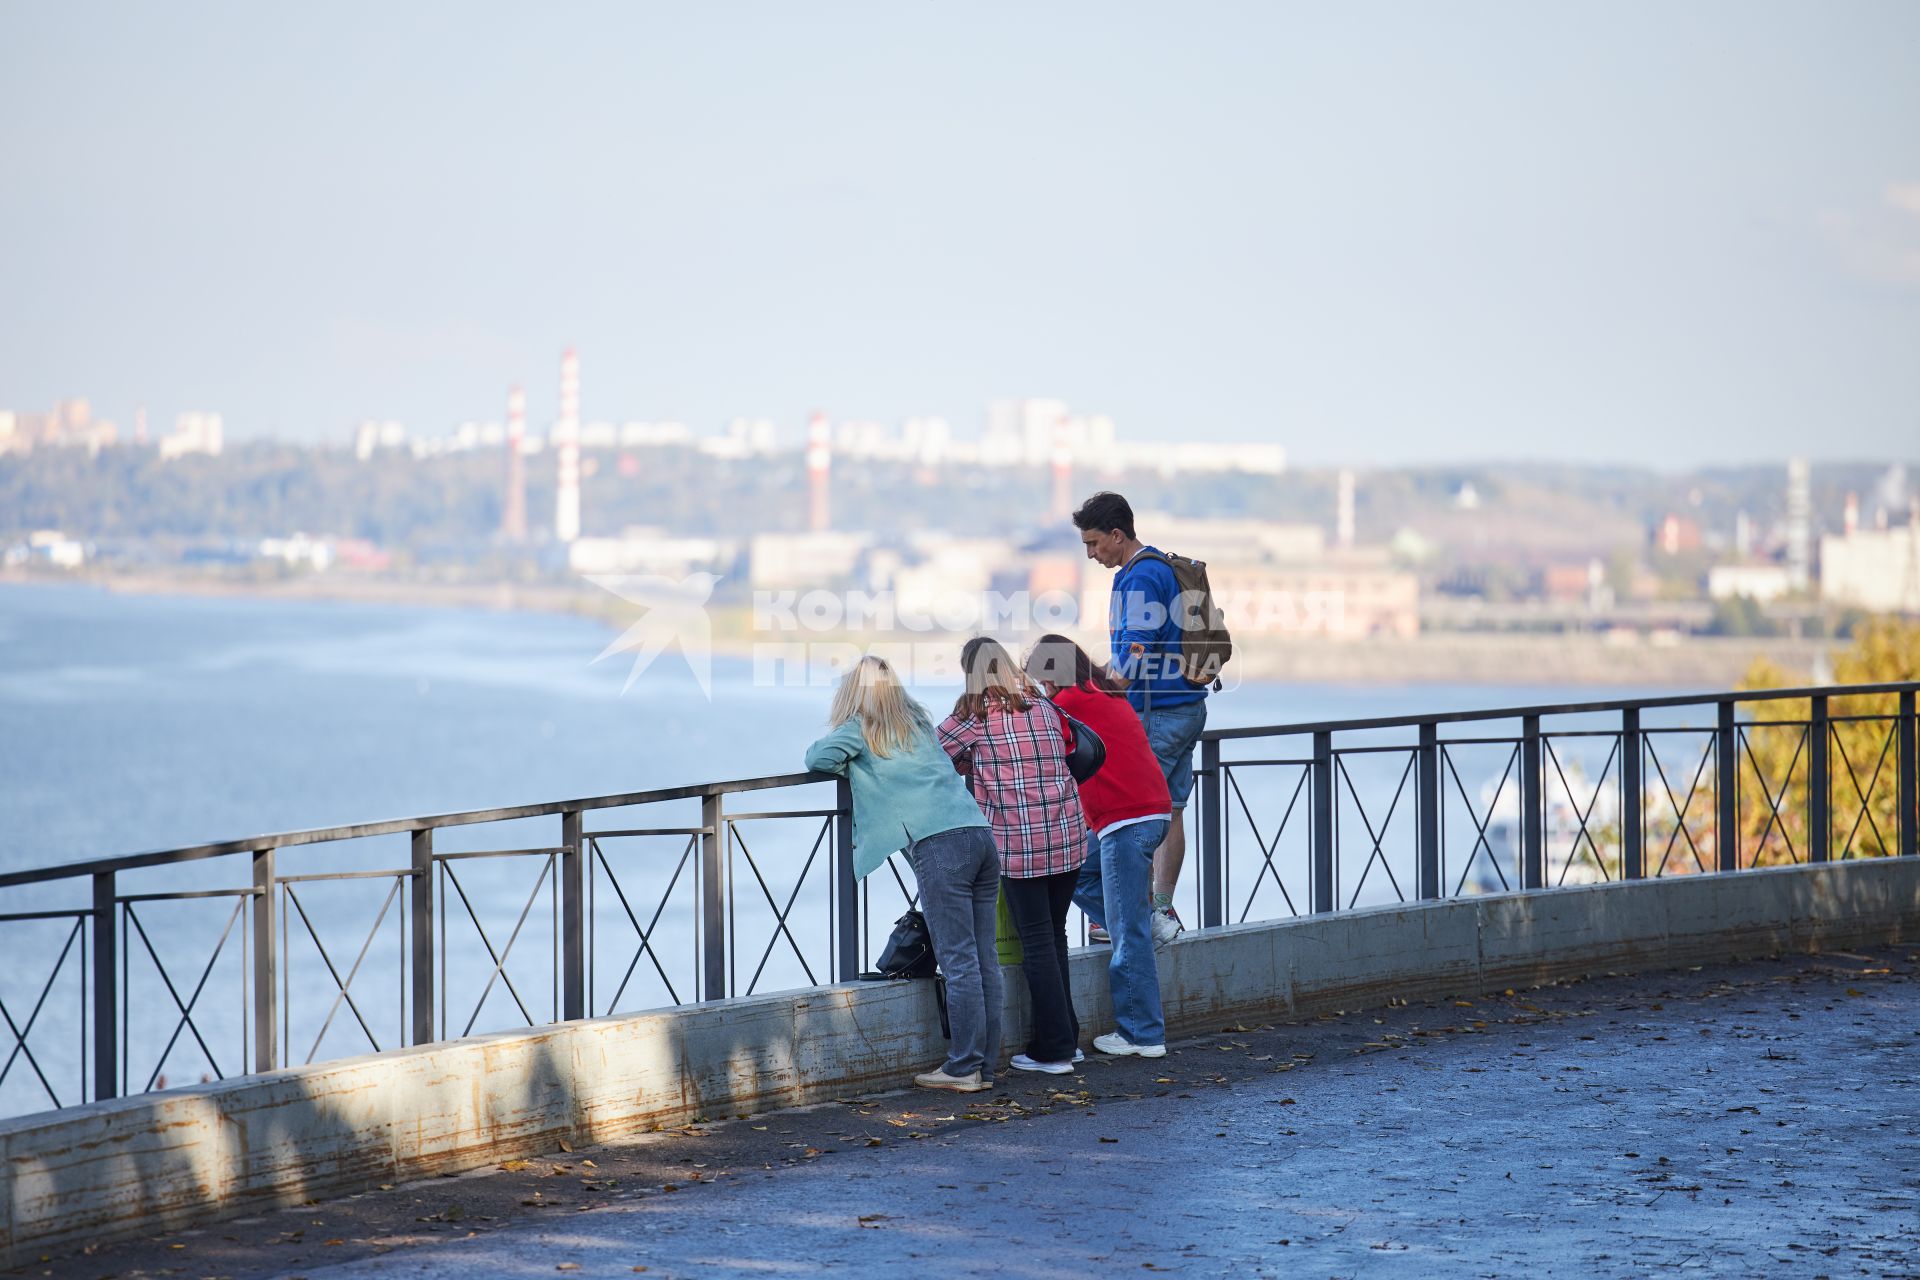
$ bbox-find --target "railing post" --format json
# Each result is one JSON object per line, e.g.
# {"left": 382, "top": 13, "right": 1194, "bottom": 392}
{"left": 252, "top": 848, "right": 277, "bottom": 1073}
{"left": 1899, "top": 689, "right": 1917, "bottom": 858}
{"left": 1520, "top": 715, "right": 1544, "bottom": 890}
{"left": 1199, "top": 736, "right": 1224, "bottom": 928}
{"left": 833, "top": 778, "right": 858, "bottom": 980}
{"left": 1621, "top": 708, "right": 1643, "bottom": 880}
{"left": 1416, "top": 722, "right": 1439, "bottom": 900}
{"left": 410, "top": 828, "right": 435, "bottom": 1046}
{"left": 1717, "top": 699, "right": 1739, "bottom": 872}
{"left": 700, "top": 792, "right": 726, "bottom": 1000}
{"left": 1809, "top": 695, "right": 1830, "bottom": 864}
{"left": 560, "top": 809, "right": 585, "bottom": 1021}
{"left": 1311, "top": 730, "right": 1334, "bottom": 913}
{"left": 91, "top": 871, "right": 117, "bottom": 1102}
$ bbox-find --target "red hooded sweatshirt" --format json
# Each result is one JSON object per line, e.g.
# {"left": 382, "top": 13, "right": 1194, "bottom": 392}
{"left": 1054, "top": 682, "right": 1172, "bottom": 835}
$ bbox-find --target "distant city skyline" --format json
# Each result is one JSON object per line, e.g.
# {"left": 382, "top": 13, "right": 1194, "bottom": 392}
{"left": 2, "top": 2, "right": 1917, "bottom": 466}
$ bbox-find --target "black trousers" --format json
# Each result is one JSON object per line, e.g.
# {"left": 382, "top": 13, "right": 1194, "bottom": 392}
{"left": 1000, "top": 867, "right": 1082, "bottom": 1063}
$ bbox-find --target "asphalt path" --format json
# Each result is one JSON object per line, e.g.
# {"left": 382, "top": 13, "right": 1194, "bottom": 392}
{"left": 30, "top": 945, "right": 1920, "bottom": 1279}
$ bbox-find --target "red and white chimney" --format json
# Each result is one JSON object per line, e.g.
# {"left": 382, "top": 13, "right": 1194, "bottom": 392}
{"left": 1337, "top": 469, "right": 1357, "bottom": 550}
{"left": 1049, "top": 414, "right": 1073, "bottom": 523}
{"left": 502, "top": 384, "right": 528, "bottom": 542}
{"left": 555, "top": 348, "right": 581, "bottom": 543}
{"left": 806, "top": 410, "right": 832, "bottom": 532}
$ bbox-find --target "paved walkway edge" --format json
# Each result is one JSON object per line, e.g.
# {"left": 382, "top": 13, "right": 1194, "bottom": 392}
{"left": 4, "top": 858, "right": 1917, "bottom": 1265}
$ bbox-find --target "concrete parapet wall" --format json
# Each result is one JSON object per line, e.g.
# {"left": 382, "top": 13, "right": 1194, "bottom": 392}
{"left": 5, "top": 859, "right": 1918, "bottom": 1265}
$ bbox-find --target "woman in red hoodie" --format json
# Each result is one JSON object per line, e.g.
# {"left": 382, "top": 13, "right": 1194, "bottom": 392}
{"left": 1025, "top": 633, "right": 1169, "bottom": 1057}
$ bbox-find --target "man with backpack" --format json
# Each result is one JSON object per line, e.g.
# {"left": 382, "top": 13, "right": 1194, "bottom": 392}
{"left": 1072, "top": 491, "right": 1231, "bottom": 946}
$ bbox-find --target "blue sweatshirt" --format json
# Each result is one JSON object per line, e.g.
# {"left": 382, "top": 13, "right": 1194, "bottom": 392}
{"left": 1109, "top": 546, "right": 1208, "bottom": 712}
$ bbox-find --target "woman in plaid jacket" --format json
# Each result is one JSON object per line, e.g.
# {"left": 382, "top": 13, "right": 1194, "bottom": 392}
{"left": 937, "top": 636, "right": 1090, "bottom": 1074}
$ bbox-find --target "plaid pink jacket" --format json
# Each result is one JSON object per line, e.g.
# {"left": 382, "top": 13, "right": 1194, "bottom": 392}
{"left": 936, "top": 700, "right": 1090, "bottom": 878}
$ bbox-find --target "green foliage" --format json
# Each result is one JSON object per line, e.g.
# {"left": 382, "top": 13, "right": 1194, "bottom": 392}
{"left": 1734, "top": 619, "right": 1920, "bottom": 866}
{"left": 0, "top": 444, "right": 506, "bottom": 544}
{"left": 1706, "top": 594, "right": 1777, "bottom": 637}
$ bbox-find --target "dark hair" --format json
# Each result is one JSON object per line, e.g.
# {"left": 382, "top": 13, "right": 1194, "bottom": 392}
{"left": 951, "top": 635, "right": 1034, "bottom": 721}
{"left": 1024, "top": 633, "right": 1125, "bottom": 698}
{"left": 1071, "top": 491, "right": 1135, "bottom": 540}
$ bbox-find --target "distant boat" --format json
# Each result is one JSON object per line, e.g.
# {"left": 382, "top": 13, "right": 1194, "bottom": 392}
{"left": 1464, "top": 755, "right": 1620, "bottom": 894}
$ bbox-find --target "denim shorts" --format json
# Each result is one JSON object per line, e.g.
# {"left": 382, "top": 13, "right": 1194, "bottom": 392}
{"left": 1137, "top": 699, "right": 1208, "bottom": 809}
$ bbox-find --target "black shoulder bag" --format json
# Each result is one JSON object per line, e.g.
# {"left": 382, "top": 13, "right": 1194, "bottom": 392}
{"left": 873, "top": 908, "right": 937, "bottom": 979}
{"left": 1055, "top": 702, "right": 1107, "bottom": 783}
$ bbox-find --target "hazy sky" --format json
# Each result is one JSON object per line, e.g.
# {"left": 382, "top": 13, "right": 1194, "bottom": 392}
{"left": 2, "top": 2, "right": 1916, "bottom": 466}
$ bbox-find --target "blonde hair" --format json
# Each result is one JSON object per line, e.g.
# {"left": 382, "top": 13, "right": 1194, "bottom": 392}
{"left": 951, "top": 635, "right": 1034, "bottom": 722}
{"left": 828, "top": 655, "right": 932, "bottom": 757}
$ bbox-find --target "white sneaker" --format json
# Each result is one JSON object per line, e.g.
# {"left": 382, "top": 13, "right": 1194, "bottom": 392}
{"left": 1150, "top": 905, "right": 1184, "bottom": 949}
{"left": 1093, "top": 1031, "right": 1166, "bottom": 1058}
{"left": 1072, "top": 1048, "right": 1085, "bottom": 1064}
{"left": 1088, "top": 924, "right": 1111, "bottom": 944}
{"left": 914, "top": 1067, "right": 989, "bottom": 1092}
{"left": 1010, "top": 1053, "right": 1074, "bottom": 1075}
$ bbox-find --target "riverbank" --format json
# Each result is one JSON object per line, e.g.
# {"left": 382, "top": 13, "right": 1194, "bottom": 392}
{"left": 1, "top": 566, "right": 1834, "bottom": 687}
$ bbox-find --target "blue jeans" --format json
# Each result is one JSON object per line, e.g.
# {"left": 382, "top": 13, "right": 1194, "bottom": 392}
{"left": 1072, "top": 819, "right": 1167, "bottom": 1046}
{"left": 908, "top": 826, "right": 1004, "bottom": 1078}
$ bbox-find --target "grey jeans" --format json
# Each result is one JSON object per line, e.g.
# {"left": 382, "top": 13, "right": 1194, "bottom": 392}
{"left": 908, "top": 825, "right": 1004, "bottom": 1078}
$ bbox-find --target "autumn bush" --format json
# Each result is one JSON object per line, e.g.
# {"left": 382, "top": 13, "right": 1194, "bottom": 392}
{"left": 1732, "top": 618, "right": 1920, "bottom": 867}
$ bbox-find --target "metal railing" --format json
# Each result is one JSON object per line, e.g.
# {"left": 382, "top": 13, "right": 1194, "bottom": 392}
{"left": 0, "top": 681, "right": 1914, "bottom": 1119}
{"left": 1187, "top": 681, "right": 1918, "bottom": 929}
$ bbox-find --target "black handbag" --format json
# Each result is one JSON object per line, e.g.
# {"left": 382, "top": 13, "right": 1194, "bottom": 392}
{"left": 1057, "top": 704, "right": 1106, "bottom": 783}
{"left": 874, "top": 908, "right": 938, "bottom": 979}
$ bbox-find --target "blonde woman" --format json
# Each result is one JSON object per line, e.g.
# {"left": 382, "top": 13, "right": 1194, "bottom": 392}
{"left": 936, "top": 636, "right": 1089, "bottom": 1075}
{"left": 804, "top": 655, "right": 1000, "bottom": 1093}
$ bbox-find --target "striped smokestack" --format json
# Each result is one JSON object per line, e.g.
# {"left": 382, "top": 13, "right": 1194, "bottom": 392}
{"left": 1337, "top": 469, "right": 1356, "bottom": 549}
{"left": 502, "top": 385, "right": 528, "bottom": 541}
{"left": 1049, "top": 413, "right": 1073, "bottom": 523}
{"left": 807, "top": 410, "right": 831, "bottom": 532}
{"left": 555, "top": 348, "right": 581, "bottom": 543}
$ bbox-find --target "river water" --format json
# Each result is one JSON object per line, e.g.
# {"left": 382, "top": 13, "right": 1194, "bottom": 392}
{"left": 0, "top": 581, "right": 1650, "bottom": 1115}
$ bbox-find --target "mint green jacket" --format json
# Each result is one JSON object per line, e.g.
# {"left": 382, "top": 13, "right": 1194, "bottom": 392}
{"left": 803, "top": 720, "right": 990, "bottom": 879}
